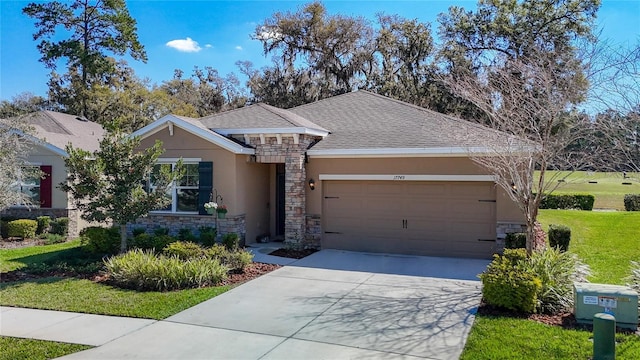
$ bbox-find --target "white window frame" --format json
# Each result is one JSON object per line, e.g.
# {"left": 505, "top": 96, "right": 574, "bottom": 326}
{"left": 149, "top": 159, "right": 201, "bottom": 214}
{"left": 10, "top": 166, "right": 41, "bottom": 208}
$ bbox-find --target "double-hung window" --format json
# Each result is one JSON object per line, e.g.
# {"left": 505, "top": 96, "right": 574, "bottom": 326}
{"left": 18, "top": 168, "right": 41, "bottom": 206}
{"left": 149, "top": 162, "right": 200, "bottom": 213}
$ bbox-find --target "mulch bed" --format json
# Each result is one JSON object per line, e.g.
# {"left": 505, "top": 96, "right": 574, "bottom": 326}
{"left": 0, "top": 238, "right": 47, "bottom": 249}
{"left": 269, "top": 248, "right": 318, "bottom": 259}
{"left": 477, "top": 303, "right": 640, "bottom": 335}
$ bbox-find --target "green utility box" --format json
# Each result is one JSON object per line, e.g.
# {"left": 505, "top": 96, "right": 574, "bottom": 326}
{"left": 573, "top": 283, "right": 638, "bottom": 330}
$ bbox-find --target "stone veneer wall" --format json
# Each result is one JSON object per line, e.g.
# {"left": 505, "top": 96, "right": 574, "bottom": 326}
{"left": 249, "top": 134, "right": 321, "bottom": 249}
{"left": 304, "top": 214, "right": 322, "bottom": 248}
{"left": 127, "top": 213, "right": 246, "bottom": 242}
{"left": 496, "top": 222, "right": 527, "bottom": 252}
{"left": 1, "top": 208, "right": 81, "bottom": 238}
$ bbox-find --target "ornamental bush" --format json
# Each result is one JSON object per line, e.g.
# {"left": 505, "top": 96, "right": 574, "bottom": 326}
{"left": 50, "top": 217, "right": 69, "bottom": 236}
{"left": 624, "top": 194, "right": 640, "bottom": 211}
{"left": 7, "top": 219, "right": 38, "bottom": 239}
{"left": 522, "top": 247, "right": 589, "bottom": 313}
{"left": 548, "top": 224, "right": 571, "bottom": 252}
{"left": 479, "top": 249, "right": 541, "bottom": 313}
{"left": 221, "top": 233, "right": 239, "bottom": 250}
{"left": 205, "top": 244, "right": 254, "bottom": 271}
{"left": 540, "top": 194, "right": 595, "bottom": 210}
{"left": 36, "top": 216, "right": 51, "bottom": 235}
{"left": 80, "top": 226, "right": 120, "bottom": 255}
{"left": 104, "top": 249, "right": 228, "bottom": 291}
{"left": 505, "top": 232, "right": 526, "bottom": 249}
{"left": 198, "top": 226, "right": 217, "bottom": 246}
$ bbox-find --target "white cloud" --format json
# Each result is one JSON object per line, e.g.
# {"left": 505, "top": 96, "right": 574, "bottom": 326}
{"left": 255, "top": 26, "right": 282, "bottom": 41}
{"left": 205, "top": 44, "right": 213, "bottom": 48}
{"left": 235, "top": 46, "right": 243, "bottom": 51}
{"left": 165, "top": 37, "right": 202, "bottom": 53}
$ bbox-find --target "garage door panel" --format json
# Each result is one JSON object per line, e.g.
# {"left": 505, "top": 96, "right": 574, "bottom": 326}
{"left": 322, "top": 181, "right": 497, "bottom": 258}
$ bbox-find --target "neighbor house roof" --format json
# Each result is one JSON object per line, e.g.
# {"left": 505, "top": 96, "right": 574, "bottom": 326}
{"left": 288, "top": 91, "right": 504, "bottom": 157}
{"left": 200, "top": 103, "right": 329, "bottom": 136}
{"left": 18, "top": 110, "right": 106, "bottom": 156}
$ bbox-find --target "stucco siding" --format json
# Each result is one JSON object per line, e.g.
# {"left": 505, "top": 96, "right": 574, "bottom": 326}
{"left": 235, "top": 157, "right": 270, "bottom": 243}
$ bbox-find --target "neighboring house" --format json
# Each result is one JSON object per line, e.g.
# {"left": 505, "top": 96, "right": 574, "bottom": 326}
{"left": 1, "top": 111, "right": 105, "bottom": 237}
{"left": 131, "top": 91, "right": 525, "bottom": 258}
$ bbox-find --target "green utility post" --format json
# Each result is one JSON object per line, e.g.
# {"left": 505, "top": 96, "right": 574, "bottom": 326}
{"left": 593, "top": 313, "right": 616, "bottom": 360}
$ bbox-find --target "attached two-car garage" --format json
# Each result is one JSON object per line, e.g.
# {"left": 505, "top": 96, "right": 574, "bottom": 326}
{"left": 322, "top": 180, "right": 497, "bottom": 259}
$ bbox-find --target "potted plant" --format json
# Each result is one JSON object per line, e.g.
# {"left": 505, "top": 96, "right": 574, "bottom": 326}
{"left": 204, "top": 202, "right": 218, "bottom": 215}
{"left": 216, "top": 204, "right": 228, "bottom": 219}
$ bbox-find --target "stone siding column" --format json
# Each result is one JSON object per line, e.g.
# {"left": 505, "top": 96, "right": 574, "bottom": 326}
{"left": 284, "top": 151, "right": 306, "bottom": 248}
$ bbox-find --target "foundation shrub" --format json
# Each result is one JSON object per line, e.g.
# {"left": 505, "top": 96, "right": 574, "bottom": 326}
{"left": 548, "top": 225, "right": 571, "bottom": 252}
{"left": 50, "top": 217, "right": 69, "bottom": 236}
{"left": 104, "top": 249, "right": 228, "bottom": 291}
{"left": 505, "top": 232, "right": 526, "bottom": 249}
{"left": 162, "top": 241, "right": 205, "bottom": 259}
{"left": 36, "top": 216, "right": 51, "bottom": 235}
{"left": 198, "top": 226, "right": 217, "bottom": 246}
{"left": 480, "top": 249, "right": 541, "bottom": 313}
{"left": 130, "top": 233, "right": 176, "bottom": 252}
{"left": 132, "top": 227, "right": 147, "bottom": 237}
{"left": 178, "top": 228, "right": 198, "bottom": 242}
{"left": 7, "top": 219, "right": 38, "bottom": 239}
{"left": 624, "top": 194, "right": 640, "bottom": 211}
{"left": 80, "top": 226, "right": 120, "bottom": 255}
{"left": 221, "top": 233, "right": 239, "bottom": 250}
{"left": 0, "top": 220, "right": 8, "bottom": 239}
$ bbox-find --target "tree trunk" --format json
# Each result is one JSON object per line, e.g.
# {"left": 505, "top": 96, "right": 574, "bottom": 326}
{"left": 119, "top": 224, "right": 128, "bottom": 253}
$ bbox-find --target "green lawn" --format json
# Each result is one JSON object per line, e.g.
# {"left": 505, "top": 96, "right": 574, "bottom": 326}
{"left": 0, "top": 336, "right": 91, "bottom": 360}
{"left": 0, "top": 240, "right": 82, "bottom": 273}
{"left": 537, "top": 171, "right": 640, "bottom": 210}
{"left": 462, "top": 209, "right": 640, "bottom": 359}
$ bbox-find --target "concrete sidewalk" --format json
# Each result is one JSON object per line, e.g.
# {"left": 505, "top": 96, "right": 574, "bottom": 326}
{"left": 1, "top": 250, "right": 488, "bottom": 359}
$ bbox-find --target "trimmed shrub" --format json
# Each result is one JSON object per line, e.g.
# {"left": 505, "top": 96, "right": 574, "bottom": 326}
{"left": 104, "top": 249, "right": 228, "bottom": 291}
{"left": 505, "top": 232, "right": 526, "bottom": 249}
{"left": 548, "top": 225, "right": 571, "bottom": 252}
{"left": 50, "top": 217, "right": 70, "bottom": 236}
{"left": 7, "top": 219, "right": 38, "bottom": 239}
{"left": 624, "top": 194, "right": 640, "bottom": 211}
{"left": 132, "top": 227, "right": 147, "bottom": 237}
{"left": 539, "top": 194, "right": 595, "bottom": 210}
{"left": 130, "top": 233, "right": 176, "bottom": 252}
{"left": 178, "top": 228, "right": 198, "bottom": 242}
{"left": 36, "top": 216, "right": 51, "bottom": 235}
{"left": 523, "top": 247, "right": 588, "bottom": 313}
{"left": 153, "top": 227, "right": 170, "bottom": 236}
{"left": 221, "top": 233, "right": 239, "bottom": 250}
{"left": 479, "top": 249, "right": 541, "bottom": 313}
{"left": 199, "top": 226, "right": 217, "bottom": 246}
{"left": 80, "top": 226, "right": 120, "bottom": 255}
{"left": 162, "top": 241, "right": 205, "bottom": 259}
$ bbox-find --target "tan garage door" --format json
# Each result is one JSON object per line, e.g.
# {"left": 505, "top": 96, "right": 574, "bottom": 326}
{"left": 322, "top": 181, "right": 497, "bottom": 258}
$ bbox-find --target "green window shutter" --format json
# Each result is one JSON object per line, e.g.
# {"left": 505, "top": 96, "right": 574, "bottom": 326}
{"left": 198, "top": 161, "right": 213, "bottom": 215}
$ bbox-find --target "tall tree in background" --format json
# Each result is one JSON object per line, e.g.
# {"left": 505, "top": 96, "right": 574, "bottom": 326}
{"left": 23, "top": 0, "right": 147, "bottom": 117}
{"left": 439, "top": 0, "right": 601, "bottom": 252}
{"left": 0, "top": 93, "right": 55, "bottom": 118}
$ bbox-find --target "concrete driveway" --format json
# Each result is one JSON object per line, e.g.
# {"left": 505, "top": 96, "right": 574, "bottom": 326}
{"left": 60, "top": 250, "right": 489, "bottom": 360}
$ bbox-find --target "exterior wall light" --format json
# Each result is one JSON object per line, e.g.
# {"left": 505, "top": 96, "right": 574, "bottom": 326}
{"left": 308, "top": 178, "right": 316, "bottom": 190}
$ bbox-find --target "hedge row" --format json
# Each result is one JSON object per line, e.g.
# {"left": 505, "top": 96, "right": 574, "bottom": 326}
{"left": 539, "top": 194, "right": 594, "bottom": 210}
{"left": 624, "top": 194, "right": 640, "bottom": 211}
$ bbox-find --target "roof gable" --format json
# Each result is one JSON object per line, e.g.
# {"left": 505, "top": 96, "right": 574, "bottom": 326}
{"left": 130, "top": 114, "right": 255, "bottom": 155}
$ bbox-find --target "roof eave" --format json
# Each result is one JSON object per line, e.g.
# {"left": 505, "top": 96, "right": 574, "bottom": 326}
{"left": 130, "top": 115, "right": 255, "bottom": 155}
{"left": 9, "top": 128, "right": 69, "bottom": 157}
{"left": 214, "top": 127, "right": 329, "bottom": 137}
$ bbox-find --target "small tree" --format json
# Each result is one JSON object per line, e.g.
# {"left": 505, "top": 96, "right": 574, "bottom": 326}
{"left": 61, "top": 131, "right": 181, "bottom": 253}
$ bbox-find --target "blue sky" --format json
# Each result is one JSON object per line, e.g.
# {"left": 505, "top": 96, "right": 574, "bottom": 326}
{"left": 1, "top": 0, "right": 638, "bottom": 101}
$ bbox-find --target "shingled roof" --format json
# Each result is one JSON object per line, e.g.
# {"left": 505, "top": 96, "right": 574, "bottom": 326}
{"left": 19, "top": 111, "right": 105, "bottom": 153}
{"left": 200, "top": 103, "right": 328, "bottom": 133}
{"left": 288, "top": 90, "right": 501, "bottom": 153}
